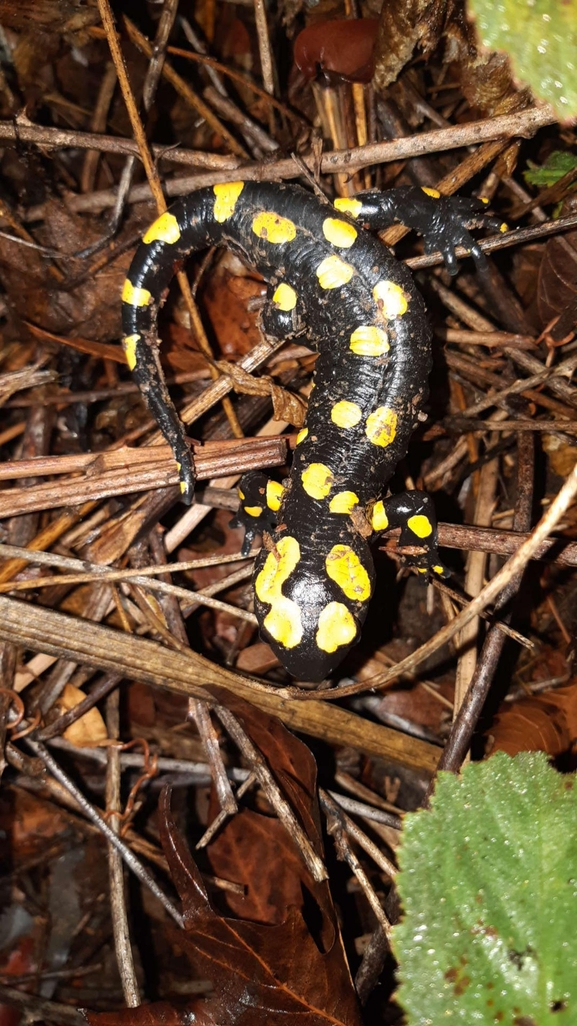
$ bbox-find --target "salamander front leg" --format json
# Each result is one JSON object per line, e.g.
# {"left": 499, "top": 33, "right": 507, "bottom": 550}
{"left": 336, "top": 187, "right": 507, "bottom": 276}
{"left": 229, "top": 471, "right": 285, "bottom": 557}
{"left": 370, "top": 490, "right": 449, "bottom": 578}
{"left": 419, "top": 195, "right": 506, "bottom": 276}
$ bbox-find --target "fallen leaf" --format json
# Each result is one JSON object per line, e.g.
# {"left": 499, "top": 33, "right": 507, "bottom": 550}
{"left": 85, "top": 701, "right": 362, "bottom": 1026}
{"left": 204, "top": 693, "right": 325, "bottom": 926}
{"left": 58, "top": 683, "right": 108, "bottom": 747}
{"left": 158, "top": 786, "right": 362, "bottom": 1026}
{"left": 489, "top": 681, "right": 577, "bottom": 758}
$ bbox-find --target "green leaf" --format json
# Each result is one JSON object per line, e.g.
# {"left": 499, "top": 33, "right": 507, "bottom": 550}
{"left": 469, "top": 0, "right": 577, "bottom": 119}
{"left": 524, "top": 151, "right": 577, "bottom": 188}
{"left": 392, "top": 752, "right": 577, "bottom": 1025}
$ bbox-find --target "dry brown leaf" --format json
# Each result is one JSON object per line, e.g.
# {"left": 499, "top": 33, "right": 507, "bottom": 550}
{"left": 489, "top": 682, "right": 577, "bottom": 758}
{"left": 58, "top": 683, "right": 108, "bottom": 747}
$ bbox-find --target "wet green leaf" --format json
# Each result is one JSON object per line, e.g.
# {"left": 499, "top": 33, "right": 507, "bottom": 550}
{"left": 393, "top": 752, "right": 577, "bottom": 1024}
{"left": 524, "top": 151, "right": 577, "bottom": 189}
{"left": 470, "top": 0, "right": 577, "bottom": 118}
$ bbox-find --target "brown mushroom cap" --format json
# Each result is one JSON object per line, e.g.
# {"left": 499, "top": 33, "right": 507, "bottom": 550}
{"left": 294, "top": 18, "right": 379, "bottom": 84}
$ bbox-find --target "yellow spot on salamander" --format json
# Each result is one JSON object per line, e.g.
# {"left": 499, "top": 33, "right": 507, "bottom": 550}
{"left": 433, "top": 565, "right": 445, "bottom": 575}
{"left": 499, "top": 222, "right": 508, "bottom": 233}
{"left": 334, "top": 197, "right": 363, "bottom": 218}
{"left": 255, "top": 536, "right": 300, "bottom": 603}
{"left": 143, "top": 212, "right": 181, "bottom": 245}
{"left": 213, "top": 182, "right": 244, "bottom": 222}
{"left": 329, "top": 491, "right": 359, "bottom": 514}
{"left": 264, "top": 598, "right": 303, "bottom": 649}
{"left": 373, "top": 280, "right": 408, "bottom": 318}
{"left": 326, "top": 545, "right": 371, "bottom": 602}
{"left": 322, "top": 217, "right": 358, "bottom": 248}
{"left": 255, "top": 536, "right": 302, "bottom": 649}
{"left": 365, "top": 407, "right": 397, "bottom": 448}
{"left": 244, "top": 505, "right": 263, "bottom": 517}
{"left": 273, "top": 282, "right": 297, "bottom": 311}
{"left": 480, "top": 196, "right": 490, "bottom": 205}
{"left": 122, "top": 280, "right": 151, "bottom": 307}
{"left": 123, "top": 333, "right": 139, "bottom": 371}
{"left": 301, "top": 463, "right": 334, "bottom": 500}
{"left": 349, "top": 325, "right": 390, "bottom": 357}
{"left": 296, "top": 427, "right": 308, "bottom": 445}
{"left": 180, "top": 480, "right": 187, "bottom": 494}
{"left": 266, "top": 480, "right": 284, "bottom": 512}
{"left": 371, "top": 500, "right": 389, "bottom": 532}
{"left": 331, "top": 400, "right": 362, "bottom": 429}
{"left": 408, "top": 514, "right": 433, "bottom": 539}
{"left": 238, "top": 488, "right": 246, "bottom": 500}
{"left": 316, "top": 602, "right": 357, "bottom": 653}
{"left": 252, "top": 211, "right": 297, "bottom": 244}
{"left": 421, "top": 187, "right": 441, "bottom": 199}
{"left": 316, "top": 254, "right": 354, "bottom": 290}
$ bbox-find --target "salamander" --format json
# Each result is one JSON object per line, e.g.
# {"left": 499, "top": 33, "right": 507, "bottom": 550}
{"left": 121, "top": 181, "right": 500, "bottom": 680}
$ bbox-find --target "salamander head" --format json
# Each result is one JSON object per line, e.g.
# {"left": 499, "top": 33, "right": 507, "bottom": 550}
{"left": 252, "top": 533, "right": 374, "bottom": 682}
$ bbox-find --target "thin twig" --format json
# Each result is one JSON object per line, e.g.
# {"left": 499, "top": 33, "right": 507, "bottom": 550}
{"left": 253, "top": 0, "right": 275, "bottom": 99}
{"left": 25, "top": 739, "right": 184, "bottom": 927}
{"left": 213, "top": 704, "right": 328, "bottom": 882}
{"left": 196, "top": 771, "right": 257, "bottom": 849}
{"left": 204, "top": 86, "right": 279, "bottom": 154}
{"left": 145, "top": 530, "right": 239, "bottom": 819}
{"left": 0, "top": 437, "right": 286, "bottom": 517}
{"left": 96, "top": 0, "right": 163, "bottom": 203}
{"left": 46, "top": 738, "right": 248, "bottom": 782}
{"left": 431, "top": 433, "right": 535, "bottom": 777}
{"left": 188, "top": 700, "right": 237, "bottom": 820}
{"left": 0, "top": 965, "right": 102, "bottom": 987}
{"left": 0, "top": 985, "right": 85, "bottom": 1025}
{"left": 2, "top": 567, "right": 258, "bottom": 624}
{"left": 22, "top": 106, "right": 557, "bottom": 218}
{"left": 320, "top": 789, "right": 397, "bottom": 879}
{"left": 37, "top": 672, "right": 122, "bottom": 741}
{"left": 355, "top": 927, "right": 390, "bottom": 1006}
{"left": 327, "top": 792, "right": 402, "bottom": 832}
{"left": 106, "top": 691, "right": 141, "bottom": 1005}
{"left": 435, "top": 523, "right": 577, "bottom": 568}
{"left": 0, "top": 541, "right": 252, "bottom": 575}
{"left": 429, "top": 579, "right": 532, "bottom": 649}
{"left": 321, "top": 790, "right": 392, "bottom": 940}
{"left": 0, "top": 117, "right": 241, "bottom": 167}
{"left": 105, "top": 0, "right": 180, "bottom": 236}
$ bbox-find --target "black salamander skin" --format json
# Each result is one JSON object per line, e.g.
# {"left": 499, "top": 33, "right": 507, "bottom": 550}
{"left": 122, "top": 181, "right": 497, "bottom": 681}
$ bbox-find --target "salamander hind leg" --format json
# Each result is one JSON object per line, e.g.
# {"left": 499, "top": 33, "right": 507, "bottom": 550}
{"left": 370, "top": 490, "right": 449, "bottom": 578}
{"left": 259, "top": 281, "right": 305, "bottom": 344}
{"left": 230, "top": 471, "right": 285, "bottom": 557}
